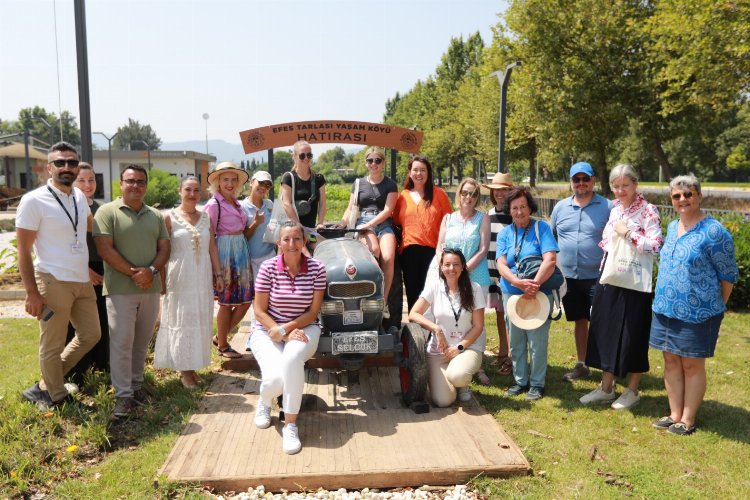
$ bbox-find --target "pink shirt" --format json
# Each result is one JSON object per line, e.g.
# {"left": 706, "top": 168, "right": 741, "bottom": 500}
{"left": 254, "top": 254, "right": 326, "bottom": 326}
{"left": 204, "top": 193, "right": 248, "bottom": 236}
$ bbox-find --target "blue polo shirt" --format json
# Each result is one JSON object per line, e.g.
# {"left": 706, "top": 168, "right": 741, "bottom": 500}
{"left": 550, "top": 194, "right": 612, "bottom": 280}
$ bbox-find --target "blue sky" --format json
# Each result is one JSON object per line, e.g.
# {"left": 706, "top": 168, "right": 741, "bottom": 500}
{"left": 1, "top": 0, "right": 506, "bottom": 148}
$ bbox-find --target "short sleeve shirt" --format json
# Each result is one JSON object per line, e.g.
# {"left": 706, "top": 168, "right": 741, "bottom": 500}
{"left": 652, "top": 217, "right": 738, "bottom": 323}
{"left": 551, "top": 194, "right": 612, "bottom": 279}
{"left": 204, "top": 193, "right": 248, "bottom": 236}
{"left": 420, "top": 280, "right": 487, "bottom": 355}
{"left": 254, "top": 254, "right": 327, "bottom": 327}
{"left": 392, "top": 188, "right": 453, "bottom": 251}
{"left": 497, "top": 219, "right": 560, "bottom": 295}
{"left": 93, "top": 198, "right": 169, "bottom": 295}
{"left": 281, "top": 171, "right": 327, "bottom": 228}
{"left": 241, "top": 198, "right": 275, "bottom": 258}
{"left": 353, "top": 176, "right": 397, "bottom": 212}
{"left": 15, "top": 181, "right": 90, "bottom": 282}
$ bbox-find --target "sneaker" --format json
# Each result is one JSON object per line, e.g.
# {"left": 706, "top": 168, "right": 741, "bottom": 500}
{"left": 652, "top": 416, "right": 675, "bottom": 430}
{"left": 579, "top": 385, "right": 617, "bottom": 405}
{"left": 668, "top": 422, "right": 696, "bottom": 436}
{"left": 22, "top": 383, "right": 54, "bottom": 410}
{"left": 611, "top": 388, "right": 641, "bottom": 410}
{"left": 282, "top": 423, "right": 302, "bottom": 454}
{"left": 383, "top": 304, "right": 390, "bottom": 319}
{"left": 254, "top": 399, "right": 272, "bottom": 429}
{"left": 506, "top": 384, "right": 527, "bottom": 396}
{"left": 563, "top": 363, "right": 590, "bottom": 382}
{"left": 526, "top": 386, "right": 544, "bottom": 401}
{"left": 113, "top": 397, "right": 133, "bottom": 418}
{"left": 132, "top": 388, "right": 150, "bottom": 406}
{"left": 457, "top": 386, "right": 472, "bottom": 402}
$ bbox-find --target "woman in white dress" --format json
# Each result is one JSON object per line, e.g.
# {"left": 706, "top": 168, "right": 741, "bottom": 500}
{"left": 155, "top": 177, "right": 223, "bottom": 388}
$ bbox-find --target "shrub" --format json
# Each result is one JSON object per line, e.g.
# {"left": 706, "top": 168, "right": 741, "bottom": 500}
{"left": 111, "top": 168, "right": 180, "bottom": 209}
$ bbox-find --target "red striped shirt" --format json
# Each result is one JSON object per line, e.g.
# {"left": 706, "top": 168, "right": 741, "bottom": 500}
{"left": 254, "top": 254, "right": 326, "bottom": 326}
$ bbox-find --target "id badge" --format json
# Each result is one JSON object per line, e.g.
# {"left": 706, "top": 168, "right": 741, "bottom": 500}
{"left": 71, "top": 242, "right": 85, "bottom": 254}
{"left": 449, "top": 331, "right": 462, "bottom": 340}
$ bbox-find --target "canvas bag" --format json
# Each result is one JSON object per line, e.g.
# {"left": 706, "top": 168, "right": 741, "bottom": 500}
{"left": 599, "top": 232, "right": 654, "bottom": 293}
{"left": 347, "top": 178, "right": 361, "bottom": 229}
{"left": 263, "top": 173, "right": 297, "bottom": 244}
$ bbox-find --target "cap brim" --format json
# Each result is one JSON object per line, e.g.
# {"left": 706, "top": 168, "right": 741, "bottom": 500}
{"left": 506, "top": 294, "right": 550, "bottom": 330}
{"left": 208, "top": 168, "right": 249, "bottom": 185}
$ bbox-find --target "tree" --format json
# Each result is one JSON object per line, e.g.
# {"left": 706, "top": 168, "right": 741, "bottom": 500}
{"left": 272, "top": 150, "right": 294, "bottom": 175}
{"left": 113, "top": 118, "right": 162, "bottom": 150}
{"left": 0, "top": 106, "right": 81, "bottom": 147}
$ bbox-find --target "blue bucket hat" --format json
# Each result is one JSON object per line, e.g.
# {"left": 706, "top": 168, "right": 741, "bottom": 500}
{"left": 569, "top": 162, "right": 594, "bottom": 178}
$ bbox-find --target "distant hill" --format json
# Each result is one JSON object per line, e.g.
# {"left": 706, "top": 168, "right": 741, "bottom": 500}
{"left": 160, "top": 139, "right": 266, "bottom": 163}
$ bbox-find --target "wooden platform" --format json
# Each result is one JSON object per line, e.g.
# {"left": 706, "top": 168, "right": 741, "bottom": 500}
{"left": 159, "top": 364, "right": 531, "bottom": 492}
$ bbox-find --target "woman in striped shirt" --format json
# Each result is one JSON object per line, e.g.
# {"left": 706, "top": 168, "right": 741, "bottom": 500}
{"left": 248, "top": 221, "right": 326, "bottom": 455}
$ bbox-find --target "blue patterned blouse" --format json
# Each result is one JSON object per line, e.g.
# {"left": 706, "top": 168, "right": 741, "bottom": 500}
{"left": 444, "top": 210, "right": 491, "bottom": 286}
{"left": 652, "top": 216, "right": 739, "bottom": 323}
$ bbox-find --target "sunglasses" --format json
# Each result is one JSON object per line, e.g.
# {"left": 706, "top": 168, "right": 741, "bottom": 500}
{"left": 460, "top": 190, "right": 479, "bottom": 198}
{"left": 366, "top": 157, "right": 383, "bottom": 165}
{"left": 572, "top": 175, "right": 591, "bottom": 183}
{"left": 257, "top": 181, "right": 272, "bottom": 189}
{"left": 298, "top": 153, "right": 313, "bottom": 160}
{"left": 122, "top": 179, "right": 147, "bottom": 187}
{"left": 671, "top": 191, "right": 694, "bottom": 200}
{"left": 50, "top": 159, "right": 80, "bottom": 168}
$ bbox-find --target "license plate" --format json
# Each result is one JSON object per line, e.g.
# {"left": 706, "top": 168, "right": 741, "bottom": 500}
{"left": 332, "top": 331, "right": 378, "bottom": 354}
{"left": 342, "top": 310, "right": 363, "bottom": 325}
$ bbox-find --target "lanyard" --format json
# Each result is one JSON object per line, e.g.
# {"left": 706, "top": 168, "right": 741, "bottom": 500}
{"left": 47, "top": 186, "right": 79, "bottom": 242}
{"left": 445, "top": 288, "right": 462, "bottom": 326}
{"left": 513, "top": 222, "right": 531, "bottom": 261}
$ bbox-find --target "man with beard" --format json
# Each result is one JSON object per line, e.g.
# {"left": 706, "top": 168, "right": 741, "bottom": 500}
{"left": 16, "top": 141, "right": 101, "bottom": 410}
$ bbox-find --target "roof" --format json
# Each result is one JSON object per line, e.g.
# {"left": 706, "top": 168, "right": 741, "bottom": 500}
{"left": 0, "top": 143, "right": 48, "bottom": 161}
{"left": 92, "top": 150, "right": 216, "bottom": 161}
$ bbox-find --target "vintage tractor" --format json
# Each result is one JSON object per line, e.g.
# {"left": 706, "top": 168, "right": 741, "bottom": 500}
{"left": 314, "top": 227, "right": 428, "bottom": 411}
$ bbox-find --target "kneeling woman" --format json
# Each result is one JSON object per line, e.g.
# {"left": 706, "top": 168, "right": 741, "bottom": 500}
{"left": 408, "top": 249, "right": 486, "bottom": 407}
{"left": 249, "top": 222, "right": 326, "bottom": 454}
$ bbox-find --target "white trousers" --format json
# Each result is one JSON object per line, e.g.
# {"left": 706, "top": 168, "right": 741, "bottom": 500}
{"left": 427, "top": 349, "right": 483, "bottom": 408}
{"left": 249, "top": 324, "right": 321, "bottom": 414}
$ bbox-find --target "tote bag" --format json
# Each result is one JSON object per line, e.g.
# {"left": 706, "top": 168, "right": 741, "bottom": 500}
{"left": 263, "top": 174, "right": 297, "bottom": 244}
{"left": 346, "top": 178, "right": 361, "bottom": 229}
{"left": 599, "top": 233, "right": 653, "bottom": 293}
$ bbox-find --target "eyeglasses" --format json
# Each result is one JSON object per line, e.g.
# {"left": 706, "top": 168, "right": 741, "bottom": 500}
{"left": 50, "top": 159, "right": 80, "bottom": 168}
{"left": 298, "top": 153, "right": 313, "bottom": 160}
{"left": 671, "top": 191, "right": 694, "bottom": 200}
{"left": 257, "top": 182, "right": 272, "bottom": 189}
{"left": 572, "top": 175, "right": 591, "bottom": 183}
{"left": 366, "top": 157, "right": 383, "bottom": 165}
{"left": 460, "top": 190, "right": 478, "bottom": 198}
{"left": 122, "top": 179, "right": 147, "bottom": 187}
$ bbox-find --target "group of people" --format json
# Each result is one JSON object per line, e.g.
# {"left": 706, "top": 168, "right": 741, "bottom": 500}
{"left": 17, "top": 141, "right": 739, "bottom": 462}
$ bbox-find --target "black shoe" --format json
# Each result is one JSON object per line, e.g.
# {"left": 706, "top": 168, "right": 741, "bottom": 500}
{"left": 506, "top": 384, "right": 527, "bottom": 396}
{"left": 132, "top": 388, "right": 151, "bottom": 406}
{"left": 668, "top": 422, "right": 696, "bottom": 436}
{"left": 652, "top": 416, "right": 675, "bottom": 430}
{"left": 22, "top": 383, "right": 54, "bottom": 410}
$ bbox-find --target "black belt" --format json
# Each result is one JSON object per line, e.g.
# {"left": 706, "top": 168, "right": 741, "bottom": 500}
{"left": 361, "top": 209, "right": 380, "bottom": 215}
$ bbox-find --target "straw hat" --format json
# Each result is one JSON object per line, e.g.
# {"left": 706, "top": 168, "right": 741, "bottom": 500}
{"left": 208, "top": 161, "right": 249, "bottom": 185}
{"left": 506, "top": 294, "right": 550, "bottom": 330}
{"left": 483, "top": 172, "right": 514, "bottom": 190}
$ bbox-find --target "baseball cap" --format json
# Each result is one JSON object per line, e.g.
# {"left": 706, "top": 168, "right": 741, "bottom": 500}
{"left": 569, "top": 162, "right": 594, "bottom": 178}
{"left": 251, "top": 171, "right": 272, "bottom": 183}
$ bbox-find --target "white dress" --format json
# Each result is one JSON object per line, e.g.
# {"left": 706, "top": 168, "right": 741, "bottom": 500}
{"left": 154, "top": 210, "right": 214, "bottom": 371}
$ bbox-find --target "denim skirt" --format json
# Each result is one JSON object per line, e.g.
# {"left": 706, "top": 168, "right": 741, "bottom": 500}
{"left": 649, "top": 312, "right": 723, "bottom": 359}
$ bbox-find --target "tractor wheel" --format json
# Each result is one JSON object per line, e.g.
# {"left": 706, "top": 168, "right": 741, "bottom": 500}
{"left": 399, "top": 322, "right": 428, "bottom": 406}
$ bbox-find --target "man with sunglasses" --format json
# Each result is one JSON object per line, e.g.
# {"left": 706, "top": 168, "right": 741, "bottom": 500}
{"left": 550, "top": 162, "right": 612, "bottom": 382}
{"left": 16, "top": 141, "right": 101, "bottom": 410}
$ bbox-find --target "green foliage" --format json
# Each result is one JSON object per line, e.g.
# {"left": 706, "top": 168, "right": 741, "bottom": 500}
{"left": 112, "top": 118, "right": 161, "bottom": 151}
{"left": 111, "top": 168, "right": 179, "bottom": 208}
{"left": 0, "top": 238, "right": 19, "bottom": 273}
{"left": 0, "top": 106, "right": 81, "bottom": 148}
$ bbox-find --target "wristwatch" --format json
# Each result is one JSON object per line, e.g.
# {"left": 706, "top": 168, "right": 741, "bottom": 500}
{"left": 149, "top": 265, "right": 158, "bottom": 275}
{"left": 457, "top": 344, "right": 465, "bottom": 352}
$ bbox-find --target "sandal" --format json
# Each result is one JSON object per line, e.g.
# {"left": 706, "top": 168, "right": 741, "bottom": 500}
{"left": 476, "top": 369, "right": 490, "bottom": 386}
{"left": 217, "top": 345, "right": 242, "bottom": 359}
{"left": 212, "top": 335, "right": 219, "bottom": 347}
{"left": 496, "top": 356, "right": 513, "bottom": 376}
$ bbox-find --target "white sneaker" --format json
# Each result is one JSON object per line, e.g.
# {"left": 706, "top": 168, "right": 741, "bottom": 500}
{"left": 63, "top": 382, "right": 80, "bottom": 395}
{"left": 254, "top": 399, "right": 271, "bottom": 429}
{"left": 282, "top": 423, "right": 302, "bottom": 454}
{"left": 611, "top": 388, "right": 641, "bottom": 410}
{"left": 579, "top": 385, "right": 616, "bottom": 405}
{"left": 457, "top": 386, "right": 472, "bottom": 402}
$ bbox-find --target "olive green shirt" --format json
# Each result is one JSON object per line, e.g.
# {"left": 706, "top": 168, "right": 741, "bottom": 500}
{"left": 93, "top": 198, "right": 169, "bottom": 296}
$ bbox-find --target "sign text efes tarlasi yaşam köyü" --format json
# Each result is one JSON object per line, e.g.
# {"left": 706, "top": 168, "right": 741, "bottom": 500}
{"left": 239, "top": 120, "right": 424, "bottom": 154}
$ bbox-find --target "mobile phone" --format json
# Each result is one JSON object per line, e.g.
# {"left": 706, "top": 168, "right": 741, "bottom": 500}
{"left": 41, "top": 306, "right": 55, "bottom": 322}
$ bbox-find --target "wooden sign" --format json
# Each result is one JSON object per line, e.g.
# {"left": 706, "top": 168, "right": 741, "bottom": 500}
{"left": 239, "top": 120, "right": 423, "bottom": 154}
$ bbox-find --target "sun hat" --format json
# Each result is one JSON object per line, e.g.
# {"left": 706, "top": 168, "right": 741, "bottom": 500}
{"left": 208, "top": 161, "right": 249, "bottom": 185}
{"left": 483, "top": 172, "right": 514, "bottom": 190}
{"left": 569, "top": 162, "right": 594, "bottom": 178}
{"left": 251, "top": 170, "right": 272, "bottom": 183}
{"left": 506, "top": 294, "right": 550, "bottom": 330}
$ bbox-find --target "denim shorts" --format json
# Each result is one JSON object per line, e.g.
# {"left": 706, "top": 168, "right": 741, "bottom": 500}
{"left": 357, "top": 211, "right": 395, "bottom": 238}
{"left": 649, "top": 312, "right": 724, "bottom": 359}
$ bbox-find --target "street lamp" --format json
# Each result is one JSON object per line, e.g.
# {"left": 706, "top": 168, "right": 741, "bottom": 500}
{"left": 34, "top": 116, "right": 55, "bottom": 147}
{"left": 132, "top": 140, "right": 151, "bottom": 170}
{"left": 490, "top": 61, "right": 521, "bottom": 173}
{"left": 94, "top": 131, "right": 118, "bottom": 201}
{"left": 202, "top": 113, "right": 209, "bottom": 154}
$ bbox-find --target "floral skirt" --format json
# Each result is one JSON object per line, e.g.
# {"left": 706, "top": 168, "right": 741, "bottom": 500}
{"left": 215, "top": 234, "right": 253, "bottom": 305}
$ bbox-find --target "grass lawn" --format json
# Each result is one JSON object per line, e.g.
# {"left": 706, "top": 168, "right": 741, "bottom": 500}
{"left": 1, "top": 313, "right": 748, "bottom": 498}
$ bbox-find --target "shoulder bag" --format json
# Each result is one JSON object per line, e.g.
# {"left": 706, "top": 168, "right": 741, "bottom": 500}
{"left": 347, "top": 178, "right": 361, "bottom": 229}
{"left": 599, "top": 232, "right": 653, "bottom": 293}
{"left": 263, "top": 173, "right": 298, "bottom": 244}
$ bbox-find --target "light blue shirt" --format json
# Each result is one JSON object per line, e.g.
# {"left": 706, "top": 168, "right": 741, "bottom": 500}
{"left": 497, "top": 219, "right": 560, "bottom": 295}
{"left": 550, "top": 194, "right": 612, "bottom": 280}
{"left": 241, "top": 198, "right": 275, "bottom": 258}
{"left": 652, "top": 217, "right": 738, "bottom": 324}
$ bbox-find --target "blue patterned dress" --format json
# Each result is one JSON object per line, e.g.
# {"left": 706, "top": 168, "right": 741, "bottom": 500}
{"left": 444, "top": 210, "right": 490, "bottom": 287}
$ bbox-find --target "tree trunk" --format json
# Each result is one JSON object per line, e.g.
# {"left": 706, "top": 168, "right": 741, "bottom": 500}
{"left": 529, "top": 137, "right": 537, "bottom": 188}
{"left": 652, "top": 140, "right": 673, "bottom": 181}
{"left": 594, "top": 144, "right": 610, "bottom": 196}
{"left": 449, "top": 164, "right": 453, "bottom": 186}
